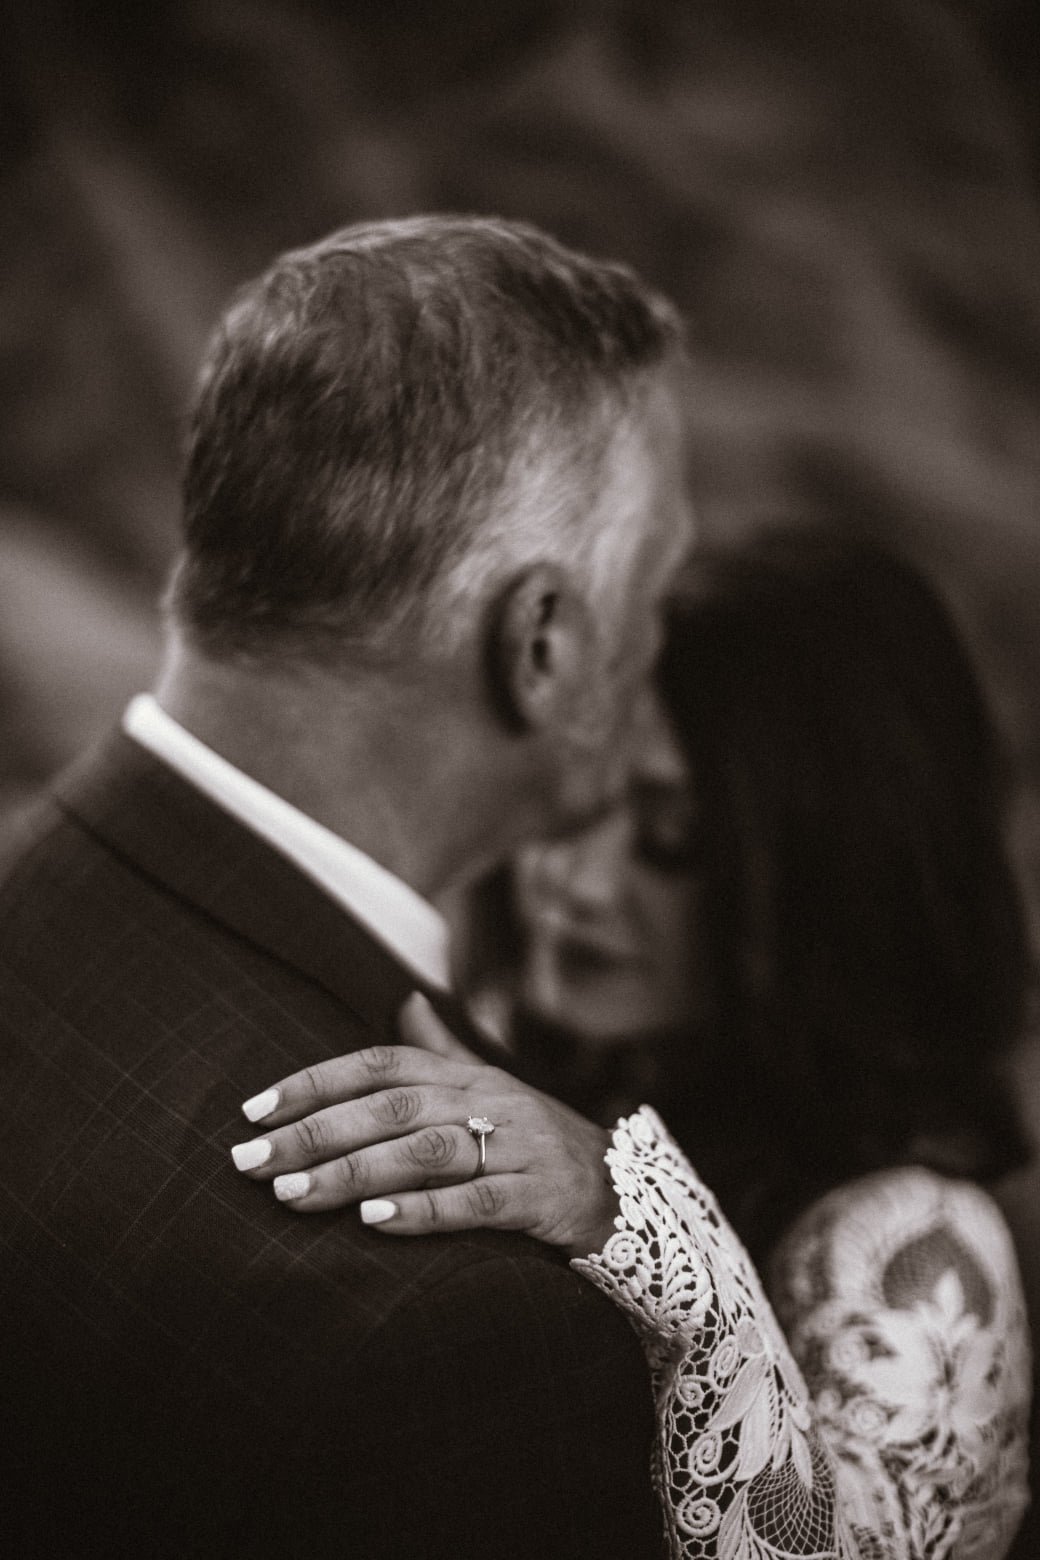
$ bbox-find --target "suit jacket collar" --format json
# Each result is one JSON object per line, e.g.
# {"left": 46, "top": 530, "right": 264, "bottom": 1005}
{"left": 51, "top": 729, "right": 420, "bottom": 1037}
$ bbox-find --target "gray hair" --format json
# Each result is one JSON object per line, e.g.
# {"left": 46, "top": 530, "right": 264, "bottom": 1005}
{"left": 167, "top": 214, "right": 685, "bottom": 662}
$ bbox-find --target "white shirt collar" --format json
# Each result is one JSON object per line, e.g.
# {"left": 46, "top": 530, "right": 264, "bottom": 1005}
{"left": 122, "top": 693, "right": 451, "bottom": 992}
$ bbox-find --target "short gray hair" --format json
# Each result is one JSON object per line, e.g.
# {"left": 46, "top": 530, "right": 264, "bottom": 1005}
{"left": 167, "top": 214, "right": 685, "bottom": 662}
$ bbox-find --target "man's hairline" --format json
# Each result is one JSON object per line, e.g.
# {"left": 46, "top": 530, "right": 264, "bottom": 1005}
{"left": 427, "top": 368, "right": 676, "bottom": 639}
{"left": 166, "top": 355, "right": 683, "bottom": 673}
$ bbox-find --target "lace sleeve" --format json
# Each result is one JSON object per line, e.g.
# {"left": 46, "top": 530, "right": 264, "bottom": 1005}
{"left": 769, "top": 1162, "right": 1031, "bottom": 1560}
{"left": 571, "top": 1107, "right": 1031, "bottom": 1560}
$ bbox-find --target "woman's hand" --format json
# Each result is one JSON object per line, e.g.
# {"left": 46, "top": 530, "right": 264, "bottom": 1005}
{"left": 229, "top": 994, "right": 619, "bottom": 1259}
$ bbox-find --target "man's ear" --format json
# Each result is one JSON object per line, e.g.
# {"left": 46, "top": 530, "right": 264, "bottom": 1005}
{"left": 487, "top": 564, "right": 590, "bottom": 732}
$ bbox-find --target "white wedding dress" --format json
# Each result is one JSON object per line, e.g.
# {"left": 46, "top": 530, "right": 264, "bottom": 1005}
{"left": 572, "top": 1108, "right": 1031, "bottom": 1560}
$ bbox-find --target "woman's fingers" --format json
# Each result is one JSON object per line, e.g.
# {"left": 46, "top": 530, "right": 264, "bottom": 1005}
{"left": 261, "top": 1129, "right": 528, "bottom": 1219}
{"left": 398, "top": 992, "right": 479, "bottom": 1061}
{"left": 358, "top": 1175, "right": 530, "bottom": 1235}
{"left": 238, "top": 1041, "right": 477, "bottom": 1130}
{"left": 231, "top": 1083, "right": 472, "bottom": 1178}
{"left": 274, "top": 1124, "right": 482, "bottom": 1210}
{"left": 229, "top": 1008, "right": 619, "bottom": 1255}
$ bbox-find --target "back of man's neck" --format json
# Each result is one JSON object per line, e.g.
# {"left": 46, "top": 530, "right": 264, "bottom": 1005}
{"left": 153, "top": 652, "right": 517, "bottom": 902}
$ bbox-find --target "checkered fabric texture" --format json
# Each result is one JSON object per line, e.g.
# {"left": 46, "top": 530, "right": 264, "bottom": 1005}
{"left": 0, "top": 731, "right": 663, "bottom": 1559}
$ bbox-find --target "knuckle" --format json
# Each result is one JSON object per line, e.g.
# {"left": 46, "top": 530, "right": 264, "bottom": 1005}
{"left": 299, "top": 1062, "right": 326, "bottom": 1101}
{"left": 359, "top": 1045, "right": 399, "bottom": 1081}
{"left": 420, "top": 1189, "right": 442, "bottom": 1228}
{"left": 374, "top": 1088, "right": 422, "bottom": 1129}
{"left": 406, "top": 1127, "right": 457, "bottom": 1174}
{"left": 294, "top": 1114, "right": 329, "bottom": 1159}
{"left": 469, "top": 1179, "right": 504, "bottom": 1219}
{"left": 332, "top": 1152, "right": 365, "bottom": 1196}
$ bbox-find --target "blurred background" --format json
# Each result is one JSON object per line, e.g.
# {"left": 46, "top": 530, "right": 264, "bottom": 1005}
{"left": 3, "top": 0, "right": 1039, "bottom": 811}
{"left": 3, "top": 0, "right": 1040, "bottom": 1452}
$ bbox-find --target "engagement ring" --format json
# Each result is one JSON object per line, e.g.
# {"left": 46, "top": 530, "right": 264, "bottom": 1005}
{"left": 465, "top": 1115, "right": 497, "bottom": 1179}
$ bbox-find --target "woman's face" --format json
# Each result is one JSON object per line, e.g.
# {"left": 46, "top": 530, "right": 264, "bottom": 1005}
{"left": 513, "top": 713, "right": 703, "bottom": 1044}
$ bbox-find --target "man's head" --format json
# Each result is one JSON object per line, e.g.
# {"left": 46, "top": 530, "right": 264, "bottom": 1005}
{"left": 166, "top": 214, "right": 692, "bottom": 853}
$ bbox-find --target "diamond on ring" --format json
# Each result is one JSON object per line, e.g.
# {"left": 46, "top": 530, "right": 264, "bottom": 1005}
{"left": 465, "top": 1115, "right": 496, "bottom": 1179}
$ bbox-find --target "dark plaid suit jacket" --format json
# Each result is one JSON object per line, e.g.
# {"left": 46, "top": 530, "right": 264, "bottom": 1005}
{"left": 0, "top": 732, "right": 663, "bottom": 1559}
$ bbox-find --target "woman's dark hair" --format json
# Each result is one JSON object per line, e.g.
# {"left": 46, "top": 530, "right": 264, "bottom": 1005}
{"left": 658, "top": 527, "right": 1031, "bottom": 1248}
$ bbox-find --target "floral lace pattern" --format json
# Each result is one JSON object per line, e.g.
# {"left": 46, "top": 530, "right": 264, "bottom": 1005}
{"left": 572, "top": 1108, "right": 1030, "bottom": 1560}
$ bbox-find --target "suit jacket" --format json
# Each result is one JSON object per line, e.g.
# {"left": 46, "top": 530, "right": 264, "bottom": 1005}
{"left": 0, "top": 732, "right": 663, "bottom": 1560}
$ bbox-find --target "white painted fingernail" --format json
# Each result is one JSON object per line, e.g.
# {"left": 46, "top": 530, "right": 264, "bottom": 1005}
{"left": 242, "top": 1087, "right": 280, "bottom": 1123}
{"left": 231, "top": 1138, "right": 272, "bottom": 1171}
{"left": 360, "top": 1199, "right": 398, "bottom": 1225}
{"left": 274, "top": 1173, "right": 311, "bottom": 1202}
